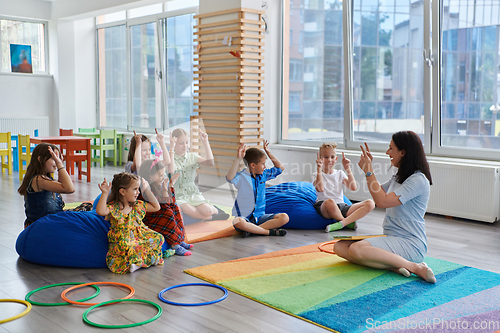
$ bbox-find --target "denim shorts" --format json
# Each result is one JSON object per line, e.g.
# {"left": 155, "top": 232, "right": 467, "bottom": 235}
{"left": 233, "top": 213, "right": 276, "bottom": 231}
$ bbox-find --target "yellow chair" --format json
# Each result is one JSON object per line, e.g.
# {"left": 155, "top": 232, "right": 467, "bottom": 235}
{"left": 18, "top": 134, "right": 31, "bottom": 181}
{"left": 0, "top": 132, "right": 13, "bottom": 175}
{"left": 91, "top": 129, "right": 117, "bottom": 167}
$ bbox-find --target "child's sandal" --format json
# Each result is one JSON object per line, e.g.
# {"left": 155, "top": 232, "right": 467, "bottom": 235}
{"left": 269, "top": 229, "right": 287, "bottom": 236}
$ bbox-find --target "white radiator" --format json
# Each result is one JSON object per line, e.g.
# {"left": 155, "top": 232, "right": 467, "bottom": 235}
{"left": 341, "top": 153, "right": 500, "bottom": 223}
{"left": 427, "top": 162, "right": 500, "bottom": 223}
{"left": 0, "top": 117, "right": 49, "bottom": 137}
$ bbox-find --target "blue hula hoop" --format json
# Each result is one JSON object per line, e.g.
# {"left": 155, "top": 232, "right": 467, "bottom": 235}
{"left": 158, "top": 283, "right": 228, "bottom": 306}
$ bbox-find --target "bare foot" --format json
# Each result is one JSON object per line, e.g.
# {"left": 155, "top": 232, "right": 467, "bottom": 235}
{"left": 412, "top": 262, "right": 436, "bottom": 283}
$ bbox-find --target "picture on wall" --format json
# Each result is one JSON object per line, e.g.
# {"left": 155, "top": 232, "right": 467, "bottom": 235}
{"left": 10, "top": 44, "right": 33, "bottom": 73}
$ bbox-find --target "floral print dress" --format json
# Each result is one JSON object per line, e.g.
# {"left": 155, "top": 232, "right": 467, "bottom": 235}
{"left": 106, "top": 200, "right": 164, "bottom": 274}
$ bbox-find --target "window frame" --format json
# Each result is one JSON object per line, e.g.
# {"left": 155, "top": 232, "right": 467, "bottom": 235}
{"left": 430, "top": 0, "right": 500, "bottom": 160}
{"left": 0, "top": 16, "right": 50, "bottom": 75}
{"left": 280, "top": 0, "right": 500, "bottom": 161}
{"left": 95, "top": 6, "right": 198, "bottom": 133}
{"left": 126, "top": 15, "right": 163, "bottom": 134}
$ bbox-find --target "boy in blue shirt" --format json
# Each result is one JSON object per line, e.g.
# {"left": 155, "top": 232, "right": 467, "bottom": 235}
{"left": 226, "top": 141, "right": 289, "bottom": 237}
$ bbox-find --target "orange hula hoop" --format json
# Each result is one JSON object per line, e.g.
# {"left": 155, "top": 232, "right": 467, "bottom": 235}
{"left": 318, "top": 240, "right": 338, "bottom": 254}
{"left": 61, "top": 282, "right": 135, "bottom": 306}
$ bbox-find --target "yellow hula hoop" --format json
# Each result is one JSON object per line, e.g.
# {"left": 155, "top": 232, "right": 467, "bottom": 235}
{"left": 0, "top": 299, "right": 32, "bottom": 323}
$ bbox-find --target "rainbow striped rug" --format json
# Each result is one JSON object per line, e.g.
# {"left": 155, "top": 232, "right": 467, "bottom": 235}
{"left": 185, "top": 243, "right": 500, "bottom": 333}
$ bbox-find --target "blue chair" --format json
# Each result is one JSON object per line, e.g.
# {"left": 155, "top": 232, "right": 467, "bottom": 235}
{"left": 12, "top": 135, "right": 19, "bottom": 172}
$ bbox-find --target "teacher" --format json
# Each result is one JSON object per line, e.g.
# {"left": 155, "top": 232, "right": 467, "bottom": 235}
{"left": 334, "top": 131, "right": 436, "bottom": 283}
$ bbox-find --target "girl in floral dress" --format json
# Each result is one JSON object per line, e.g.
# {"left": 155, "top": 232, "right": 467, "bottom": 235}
{"left": 96, "top": 172, "right": 164, "bottom": 274}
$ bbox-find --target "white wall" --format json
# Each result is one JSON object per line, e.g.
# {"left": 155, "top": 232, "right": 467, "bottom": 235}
{"left": 0, "top": 0, "right": 55, "bottom": 133}
{"left": 74, "top": 18, "right": 97, "bottom": 130}
{"left": 0, "top": 74, "right": 54, "bottom": 124}
{"left": 51, "top": 0, "right": 159, "bottom": 20}
{"left": 0, "top": 0, "right": 51, "bottom": 20}
{"left": 57, "top": 20, "right": 76, "bottom": 131}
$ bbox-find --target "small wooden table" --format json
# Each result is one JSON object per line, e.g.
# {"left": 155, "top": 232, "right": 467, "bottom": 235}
{"left": 30, "top": 136, "right": 91, "bottom": 182}
{"left": 74, "top": 131, "right": 123, "bottom": 165}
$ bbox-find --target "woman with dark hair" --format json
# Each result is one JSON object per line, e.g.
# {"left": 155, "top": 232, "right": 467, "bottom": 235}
{"left": 334, "top": 131, "right": 436, "bottom": 283}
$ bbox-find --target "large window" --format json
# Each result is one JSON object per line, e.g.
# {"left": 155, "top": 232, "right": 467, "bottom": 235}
{"left": 352, "top": 0, "right": 425, "bottom": 143}
{"left": 97, "top": 3, "right": 196, "bottom": 132}
{"left": 161, "top": 14, "right": 196, "bottom": 128}
{"left": 283, "top": 0, "right": 345, "bottom": 142}
{"left": 130, "top": 22, "right": 161, "bottom": 129}
{"left": 439, "top": 0, "right": 500, "bottom": 150}
{"left": 97, "top": 25, "right": 127, "bottom": 128}
{"left": 282, "top": 0, "right": 500, "bottom": 159}
{"left": 0, "top": 19, "right": 47, "bottom": 73}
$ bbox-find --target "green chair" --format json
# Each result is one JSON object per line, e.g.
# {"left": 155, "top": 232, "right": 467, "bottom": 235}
{"left": 78, "top": 127, "right": 96, "bottom": 133}
{"left": 91, "top": 129, "right": 118, "bottom": 167}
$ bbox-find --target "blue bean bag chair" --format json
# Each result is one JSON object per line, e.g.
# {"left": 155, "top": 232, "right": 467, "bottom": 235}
{"left": 265, "top": 181, "right": 352, "bottom": 230}
{"left": 16, "top": 210, "right": 111, "bottom": 268}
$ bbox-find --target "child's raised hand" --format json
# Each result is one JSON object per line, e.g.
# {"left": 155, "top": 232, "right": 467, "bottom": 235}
{"left": 169, "top": 173, "right": 180, "bottom": 186}
{"left": 155, "top": 128, "right": 165, "bottom": 145}
{"left": 237, "top": 143, "right": 246, "bottom": 159}
{"left": 199, "top": 128, "right": 209, "bottom": 142}
{"left": 48, "top": 146, "right": 64, "bottom": 166}
{"left": 342, "top": 152, "right": 351, "bottom": 170}
{"left": 140, "top": 177, "right": 151, "bottom": 191}
{"left": 169, "top": 132, "right": 177, "bottom": 150}
{"left": 133, "top": 130, "right": 142, "bottom": 145}
{"left": 98, "top": 179, "right": 111, "bottom": 193}
{"left": 316, "top": 152, "right": 324, "bottom": 170}
{"left": 263, "top": 140, "right": 270, "bottom": 153}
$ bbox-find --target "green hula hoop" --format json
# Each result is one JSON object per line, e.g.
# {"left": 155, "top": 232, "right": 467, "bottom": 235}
{"left": 26, "top": 282, "right": 101, "bottom": 306}
{"left": 83, "top": 299, "right": 162, "bottom": 329}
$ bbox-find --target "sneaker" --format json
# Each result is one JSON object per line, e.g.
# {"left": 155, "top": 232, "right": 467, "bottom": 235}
{"left": 344, "top": 221, "right": 357, "bottom": 230}
{"left": 325, "top": 222, "right": 343, "bottom": 233}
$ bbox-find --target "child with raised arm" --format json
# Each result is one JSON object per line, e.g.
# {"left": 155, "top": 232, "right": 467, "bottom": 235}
{"left": 171, "top": 128, "right": 229, "bottom": 221}
{"left": 125, "top": 129, "right": 171, "bottom": 174}
{"left": 226, "top": 141, "right": 289, "bottom": 237}
{"left": 18, "top": 143, "right": 81, "bottom": 229}
{"left": 313, "top": 143, "right": 375, "bottom": 232}
{"left": 96, "top": 172, "right": 164, "bottom": 274}
{"left": 139, "top": 159, "right": 193, "bottom": 256}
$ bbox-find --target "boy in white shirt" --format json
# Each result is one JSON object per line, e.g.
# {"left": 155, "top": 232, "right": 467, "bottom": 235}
{"left": 313, "top": 143, "right": 375, "bottom": 232}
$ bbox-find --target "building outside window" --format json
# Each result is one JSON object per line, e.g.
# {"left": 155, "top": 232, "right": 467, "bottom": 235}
{"left": 282, "top": 0, "right": 500, "bottom": 158}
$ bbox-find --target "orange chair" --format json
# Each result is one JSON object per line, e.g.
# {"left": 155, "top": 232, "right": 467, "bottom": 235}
{"left": 65, "top": 139, "right": 90, "bottom": 182}
{"left": 59, "top": 129, "right": 74, "bottom": 174}
{"left": 59, "top": 129, "right": 73, "bottom": 136}
{"left": 18, "top": 134, "right": 31, "bottom": 180}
